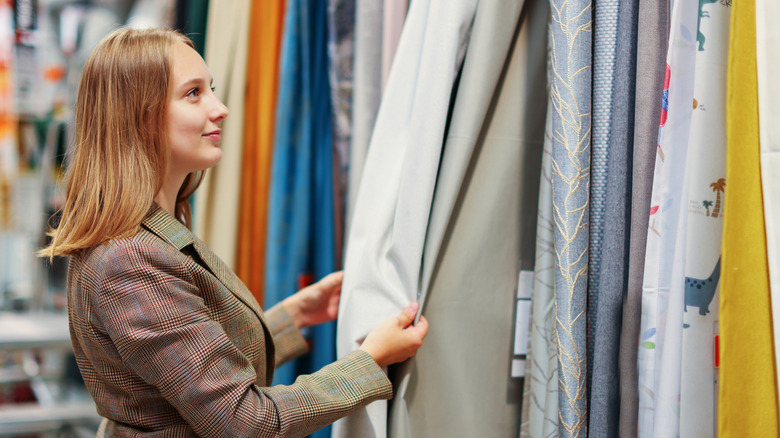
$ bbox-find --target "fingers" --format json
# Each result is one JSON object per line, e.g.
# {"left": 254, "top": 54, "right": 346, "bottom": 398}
{"left": 321, "top": 271, "right": 344, "bottom": 287}
{"left": 397, "top": 302, "right": 419, "bottom": 327}
{"left": 411, "top": 315, "right": 429, "bottom": 338}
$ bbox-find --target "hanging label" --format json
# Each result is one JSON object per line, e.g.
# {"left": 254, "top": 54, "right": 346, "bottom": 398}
{"left": 510, "top": 270, "right": 534, "bottom": 378}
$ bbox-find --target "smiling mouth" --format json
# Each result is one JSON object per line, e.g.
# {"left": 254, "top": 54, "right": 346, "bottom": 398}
{"left": 203, "top": 130, "right": 221, "bottom": 141}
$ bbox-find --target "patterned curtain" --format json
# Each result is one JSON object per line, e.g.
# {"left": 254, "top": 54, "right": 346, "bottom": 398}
{"left": 548, "top": 0, "right": 592, "bottom": 436}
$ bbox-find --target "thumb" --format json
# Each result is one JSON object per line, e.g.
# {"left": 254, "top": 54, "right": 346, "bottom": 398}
{"left": 411, "top": 315, "right": 429, "bottom": 338}
{"left": 397, "top": 302, "right": 419, "bottom": 327}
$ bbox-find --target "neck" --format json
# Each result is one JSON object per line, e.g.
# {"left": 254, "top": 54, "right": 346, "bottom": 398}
{"left": 155, "top": 174, "right": 185, "bottom": 218}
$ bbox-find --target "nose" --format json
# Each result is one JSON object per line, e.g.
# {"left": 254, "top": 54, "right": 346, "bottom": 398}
{"left": 210, "top": 95, "right": 229, "bottom": 123}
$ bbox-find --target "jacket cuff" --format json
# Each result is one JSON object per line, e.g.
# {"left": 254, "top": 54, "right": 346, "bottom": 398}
{"left": 265, "top": 304, "right": 309, "bottom": 366}
{"left": 330, "top": 350, "right": 393, "bottom": 401}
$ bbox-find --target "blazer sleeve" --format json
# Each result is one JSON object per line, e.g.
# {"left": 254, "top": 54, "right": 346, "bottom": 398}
{"left": 264, "top": 304, "right": 309, "bottom": 366}
{"left": 96, "top": 241, "right": 392, "bottom": 437}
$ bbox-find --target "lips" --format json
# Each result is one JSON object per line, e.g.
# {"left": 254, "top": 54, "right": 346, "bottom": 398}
{"left": 203, "top": 129, "right": 221, "bottom": 141}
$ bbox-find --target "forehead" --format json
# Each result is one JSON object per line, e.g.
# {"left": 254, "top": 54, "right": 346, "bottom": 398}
{"left": 170, "top": 41, "right": 211, "bottom": 84}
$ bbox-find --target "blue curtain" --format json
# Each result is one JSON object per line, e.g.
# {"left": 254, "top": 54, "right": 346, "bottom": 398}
{"left": 266, "top": 1, "right": 337, "bottom": 437}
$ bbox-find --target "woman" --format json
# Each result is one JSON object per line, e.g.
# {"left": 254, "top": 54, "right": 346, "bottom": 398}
{"left": 41, "top": 27, "right": 428, "bottom": 437}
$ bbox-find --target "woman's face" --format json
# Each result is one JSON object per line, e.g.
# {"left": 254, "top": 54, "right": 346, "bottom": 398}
{"left": 166, "top": 41, "right": 228, "bottom": 178}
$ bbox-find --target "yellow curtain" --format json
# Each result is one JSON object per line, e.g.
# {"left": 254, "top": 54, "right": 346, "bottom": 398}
{"left": 235, "top": 0, "right": 286, "bottom": 303}
{"left": 719, "top": 0, "right": 779, "bottom": 435}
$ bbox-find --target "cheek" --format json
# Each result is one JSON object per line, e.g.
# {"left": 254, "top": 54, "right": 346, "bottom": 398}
{"left": 167, "top": 110, "right": 202, "bottom": 147}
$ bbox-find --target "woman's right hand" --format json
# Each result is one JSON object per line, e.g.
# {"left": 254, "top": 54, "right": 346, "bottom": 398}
{"left": 359, "top": 302, "right": 429, "bottom": 368}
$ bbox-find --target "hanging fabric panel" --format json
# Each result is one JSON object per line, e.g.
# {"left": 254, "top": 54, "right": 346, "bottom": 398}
{"left": 326, "top": 0, "right": 356, "bottom": 265}
{"left": 393, "top": 1, "right": 547, "bottom": 436}
{"left": 636, "top": 1, "right": 698, "bottom": 436}
{"left": 718, "top": 0, "right": 780, "bottom": 435}
{"left": 381, "top": 0, "right": 407, "bottom": 89}
{"left": 345, "top": 0, "right": 383, "bottom": 231}
{"left": 265, "top": 9, "right": 338, "bottom": 438}
{"left": 194, "top": 0, "right": 251, "bottom": 270}
{"left": 333, "top": 0, "right": 480, "bottom": 435}
{"left": 520, "top": 103, "right": 558, "bottom": 438}
{"left": 678, "top": 2, "right": 730, "bottom": 436}
{"left": 548, "top": 0, "right": 592, "bottom": 435}
{"left": 235, "top": 0, "right": 286, "bottom": 303}
{"left": 618, "top": 1, "right": 670, "bottom": 435}
{"left": 588, "top": 0, "right": 639, "bottom": 436}
{"left": 587, "top": 0, "right": 618, "bottom": 382}
{"left": 174, "top": 0, "right": 209, "bottom": 55}
{"left": 756, "top": 0, "right": 780, "bottom": 398}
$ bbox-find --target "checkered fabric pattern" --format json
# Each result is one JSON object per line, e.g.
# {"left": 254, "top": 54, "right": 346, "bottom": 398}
{"left": 68, "top": 205, "right": 392, "bottom": 437}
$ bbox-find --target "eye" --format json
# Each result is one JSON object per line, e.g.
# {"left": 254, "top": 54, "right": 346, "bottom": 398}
{"left": 186, "top": 87, "right": 200, "bottom": 99}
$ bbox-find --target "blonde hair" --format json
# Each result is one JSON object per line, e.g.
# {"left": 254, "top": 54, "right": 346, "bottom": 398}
{"left": 40, "top": 27, "right": 201, "bottom": 259}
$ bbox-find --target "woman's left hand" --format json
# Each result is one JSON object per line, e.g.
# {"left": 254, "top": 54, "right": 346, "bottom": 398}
{"left": 282, "top": 271, "right": 343, "bottom": 329}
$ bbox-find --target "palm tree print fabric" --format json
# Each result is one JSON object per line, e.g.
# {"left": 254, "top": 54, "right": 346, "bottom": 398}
{"left": 548, "top": 0, "right": 592, "bottom": 436}
{"left": 679, "top": 2, "right": 729, "bottom": 436}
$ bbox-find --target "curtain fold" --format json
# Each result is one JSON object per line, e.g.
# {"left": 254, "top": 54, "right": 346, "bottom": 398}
{"left": 334, "top": 1, "right": 478, "bottom": 435}
{"left": 587, "top": 0, "right": 639, "bottom": 436}
{"left": 678, "top": 2, "right": 730, "bottom": 436}
{"left": 718, "top": 0, "right": 779, "bottom": 435}
{"left": 548, "top": 0, "right": 592, "bottom": 435}
{"left": 235, "top": 0, "right": 286, "bottom": 304}
{"left": 393, "top": 1, "right": 547, "bottom": 436}
{"left": 194, "top": 0, "right": 251, "bottom": 270}
{"left": 265, "top": 6, "right": 338, "bottom": 438}
{"left": 636, "top": 1, "right": 698, "bottom": 436}
{"left": 345, "top": 0, "right": 383, "bottom": 233}
{"left": 520, "top": 101, "right": 558, "bottom": 438}
{"left": 618, "top": 1, "right": 670, "bottom": 435}
{"left": 756, "top": 0, "right": 780, "bottom": 401}
{"left": 587, "top": 0, "right": 618, "bottom": 387}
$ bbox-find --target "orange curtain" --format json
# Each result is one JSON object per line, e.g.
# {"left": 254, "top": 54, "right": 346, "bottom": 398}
{"left": 236, "top": 0, "right": 286, "bottom": 304}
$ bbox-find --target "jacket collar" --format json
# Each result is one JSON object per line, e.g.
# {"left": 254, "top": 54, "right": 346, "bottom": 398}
{"left": 140, "top": 203, "right": 269, "bottom": 342}
{"left": 140, "top": 203, "right": 195, "bottom": 251}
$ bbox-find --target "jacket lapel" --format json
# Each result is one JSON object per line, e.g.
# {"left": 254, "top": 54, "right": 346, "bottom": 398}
{"left": 141, "top": 205, "right": 267, "bottom": 322}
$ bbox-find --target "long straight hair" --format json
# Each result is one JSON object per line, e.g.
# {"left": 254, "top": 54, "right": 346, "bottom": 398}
{"left": 40, "top": 28, "right": 201, "bottom": 259}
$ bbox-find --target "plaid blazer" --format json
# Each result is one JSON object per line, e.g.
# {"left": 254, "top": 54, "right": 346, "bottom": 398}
{"left": 67, "top": 205, "right": 392, "bottom": 437}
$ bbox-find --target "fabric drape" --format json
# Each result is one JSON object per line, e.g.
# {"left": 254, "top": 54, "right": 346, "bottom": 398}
{"left": 636, "top": 1, "right": 698, "bottom": 436}
{"left": 345, "top": 0, "right": 383, "bottom": 231}
{"left": 265, "top": 8, "right": 338, "bottom": 438}
{"left": 548, "top": 0, "right": 592, "bottom": 435}
{"left": 587, "top": 0, "right": 618, "bottom": 381}
{"left": 194, "top": 0, "right": 251, "bottom": 270}
{"left": 756, "top": 0, "right": 780, "bottom": 397}
{"left": 333, "top": 0, "right": 479, "bottom": 435}
{"left": 587, "top": 0, "right": 639, "bottom": 436}
{"left": 326, "top": 0, "right": 356, "bottom": 266}
{"left": 391, "top": 1, "right": 547, "bottom": 436}
{"left": 520, "top": 101, "right": 558, "bottom": 438}
{"left": 718, "top": 0, "right": 779, "bottom": 435}
{"left": 174, "top": 0, "right": 208, "bottom": 55}
{"left": 381, "top": 0, "right": 407, "bottom": 89}
{"left": 618, "top": 1, "right": 669, "bottom": 435}
{"left": 678, "top": 3, "right": 730, "bottom": 436}
{"left": 235, "top": 0, "right": 286, "bottom": 304}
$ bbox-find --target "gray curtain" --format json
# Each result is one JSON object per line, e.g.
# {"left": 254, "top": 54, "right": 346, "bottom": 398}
{"left": 617, "top": 1, "right": 670, "bottom": 436}
{"left": 587, "top": 0, "right": 640, "bottom": 436}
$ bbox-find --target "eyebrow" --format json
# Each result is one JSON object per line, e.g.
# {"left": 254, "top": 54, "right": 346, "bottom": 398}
{"left": 176, "top": 76, "right": 214, "bottom": 91}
